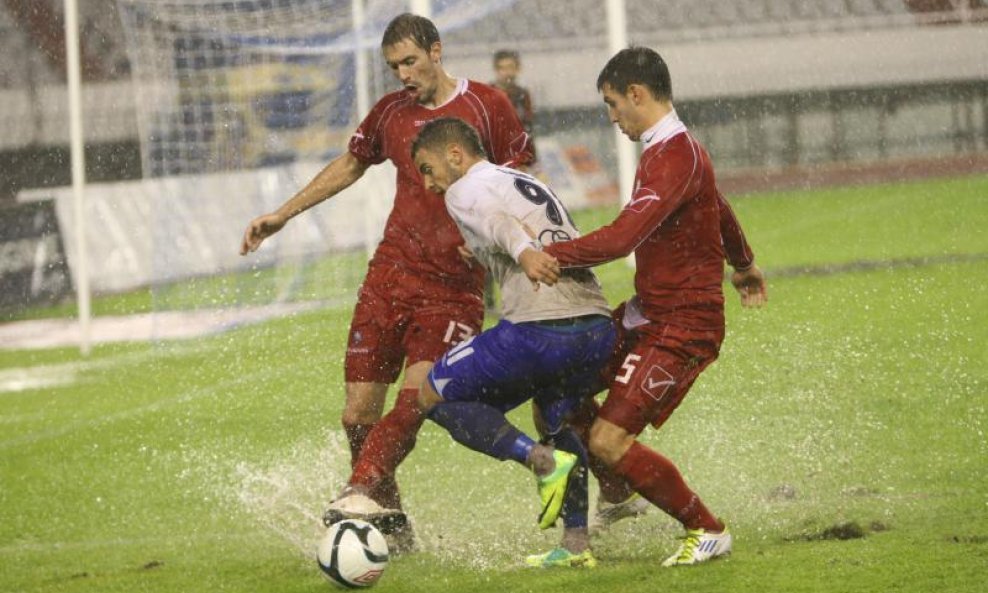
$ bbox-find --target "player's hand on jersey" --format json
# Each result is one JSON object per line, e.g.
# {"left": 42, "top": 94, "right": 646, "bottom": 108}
{"left": 519, "top": 247, "right": 560, "bottom": 289}
{"left": 731, "top": 264, "right": 767, "bottom": 308}
{"left": 457, "top": 244, "right": 478, "bottom": 266}
{"left": 240, "top": 212, "right": 288, "bottom": 255}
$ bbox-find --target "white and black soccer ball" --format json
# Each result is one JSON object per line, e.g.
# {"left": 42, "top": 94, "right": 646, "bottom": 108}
{"left": 317, "top": 519, "right": 389, "bottom": 588}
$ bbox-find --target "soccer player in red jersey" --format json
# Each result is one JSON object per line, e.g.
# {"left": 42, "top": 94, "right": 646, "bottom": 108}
{"left": 240, "top": 13, "right": 534, "bottom": 550}
{"left": 521, "top": 46, "right": 766, "bottom": 566}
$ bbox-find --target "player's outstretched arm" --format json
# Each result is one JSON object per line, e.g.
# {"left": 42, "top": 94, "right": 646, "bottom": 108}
{"left": 731, "top": 264, "right": 767, "bottom": 308}
{"left": 239, "top": 151, "right": 369, "bottom": 255}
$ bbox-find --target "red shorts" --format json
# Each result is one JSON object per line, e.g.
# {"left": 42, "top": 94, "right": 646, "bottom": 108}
{"left": 598, "top": 322, "right": 723, "bottom": 436}
{"left": 345, "top": 263, "right": 484, "bottom": 384}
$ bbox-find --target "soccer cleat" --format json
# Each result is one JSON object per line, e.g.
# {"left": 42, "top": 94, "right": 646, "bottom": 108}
{"left": 535, "top": 449, "right": 578, "bottom": 529}
{"left": 322, "top": 492, "right": 409, "bottom": 538}
{"left": 588, "top": 492, "right": 651, "bottom": 535}
{"left": 661, "top": 526, "right": 732, "bottom": 567}
{"left": 525, "top": 547, "right": 598, "bottom": 568}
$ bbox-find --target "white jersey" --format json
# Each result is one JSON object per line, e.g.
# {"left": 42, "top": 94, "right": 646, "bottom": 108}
{"left": 444, "top": 161, "right": 610, "bottom": 323}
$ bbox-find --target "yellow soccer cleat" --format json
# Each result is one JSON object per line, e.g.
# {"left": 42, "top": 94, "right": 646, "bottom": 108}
{"left": 525, "top": 547, "right": 598, "bottom": 568}
{"left": 535, "top": 449, "right": 578, "bottom": 529}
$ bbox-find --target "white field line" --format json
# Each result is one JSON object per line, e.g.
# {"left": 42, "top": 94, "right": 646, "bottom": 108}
{"left": 0, "top": 532, "right": 256, "bottom": 555}
{"left": 0, "top": 364, "right": 276, "bottom": 450}
{"left": 0, "top": 347, "right": 152, "bottom": 395}
{"left": 0, "top": 366, "right": 77, "bottom": 394}
{"left": 0, "top": 302, "right": 325, "bottom": 351}
{"left": 0, "top": 334, "right": 220, "bottom": 395}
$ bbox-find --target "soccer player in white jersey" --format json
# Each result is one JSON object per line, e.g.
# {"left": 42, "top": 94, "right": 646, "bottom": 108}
{"left": 408, "top": 116, "right": 620, "bottom": 567}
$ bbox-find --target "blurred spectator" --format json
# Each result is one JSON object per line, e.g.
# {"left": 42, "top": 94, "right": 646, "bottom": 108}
{"left": 491, "top": 49, "right": 534, "bottom": 137}
{"left": 486, "top": 49, "right": 537, "bottom": 313}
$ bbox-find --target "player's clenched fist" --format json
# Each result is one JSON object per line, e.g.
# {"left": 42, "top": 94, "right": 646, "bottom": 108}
{"left": 518, "top": 247, "right": 560, "bottom": 288}
{"left": 240, "top": 212, "right": 288, "bottom": 255}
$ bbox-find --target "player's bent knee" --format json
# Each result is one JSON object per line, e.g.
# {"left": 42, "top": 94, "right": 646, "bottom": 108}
{"left": 401, "top": 361, "right": 434, "bottom": 390}
{"left": 588, "top": 419, "right": 635, "bottom": 467}
{"left": 417, "top": 379, "right": 442, "bottom": 414}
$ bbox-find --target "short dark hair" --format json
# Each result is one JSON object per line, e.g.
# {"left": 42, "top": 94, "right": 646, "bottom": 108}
{"left": 596, "top": 46, "right": 672, "bottom": 101}
{"left": 382, "top": 13, "right": 440, "bottom": 51}
{"left": 411, "top": 117, "right": 487, "bottom": 160}
{"left": 493, "top": 49, "right": 520, "bottom": 65}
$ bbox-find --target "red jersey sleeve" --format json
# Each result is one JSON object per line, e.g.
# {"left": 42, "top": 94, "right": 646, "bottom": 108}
{"left": 544, "top": 145, "right": 696, "bottom": 266}
{"left": 347, "top": 93, "right": 403, "bottom": 165}
{"left": 717, "top": 191, "right": 755, "bottom": 269}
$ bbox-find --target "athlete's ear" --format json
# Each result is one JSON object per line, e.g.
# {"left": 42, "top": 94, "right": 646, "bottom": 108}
{"left": 628, "top": 83, "right": 645, "bottom": 105}
{"left": 429, "top": 41, "right": 442, "bottom": 63}
{"left": 445, "top": 143, "right": 462, "bottom": 166}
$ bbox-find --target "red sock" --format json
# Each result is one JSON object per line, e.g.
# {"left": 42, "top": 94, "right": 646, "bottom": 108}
{"left": 613, "top": 441, "right": 723, "bottom": 531}
{"left": 591, "top": 454, "right": 635, "bottom": 504}
{"left": 349, "top": 388, "right": 425, "bottom": 509}
{"left": 343, "top": 421, "right": 374, "bottom": 468}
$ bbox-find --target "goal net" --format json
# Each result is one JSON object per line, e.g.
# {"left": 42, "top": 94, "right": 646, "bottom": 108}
{"left": 115, "top": 0, "right": 386, "bottom": 324}
{"left": 112, "top": 0, "right": 531, "bottom": 335}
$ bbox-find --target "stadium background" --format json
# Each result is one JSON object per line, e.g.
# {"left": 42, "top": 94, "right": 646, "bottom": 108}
{"left": 0, "top": 0, "right": 986, "bottom": 344}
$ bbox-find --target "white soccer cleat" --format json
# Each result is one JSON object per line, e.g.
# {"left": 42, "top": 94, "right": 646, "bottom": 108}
{"left": 588, "top": 492, "right": 651, "bottom": 535}
{"left": 323, "top": 492, "right": 408, "bottom": 535}
{"left": 661, "top": 526, "right": 732, "bottom": 567}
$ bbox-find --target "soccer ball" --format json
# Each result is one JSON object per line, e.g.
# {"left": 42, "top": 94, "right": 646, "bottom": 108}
{"left": 317, "top": 519, "right": 389, "bottom": 588}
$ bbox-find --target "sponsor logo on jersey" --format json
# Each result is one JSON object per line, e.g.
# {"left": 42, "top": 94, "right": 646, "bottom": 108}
{"left": 538, "top": 228, "right": 571, "bottom": 245}
{"left": 641, "top": 364, "right": 675, "bottom": 401}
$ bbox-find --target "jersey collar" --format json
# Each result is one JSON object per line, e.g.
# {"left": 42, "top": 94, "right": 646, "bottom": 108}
{"left": 640, "top": 109, "right": 687, "bottom": 150}
{"left": 464, "top": 160, "right": 494, "bottom": 177}
{"left": 427, "top": 78, "right": 468, "bottom": 110}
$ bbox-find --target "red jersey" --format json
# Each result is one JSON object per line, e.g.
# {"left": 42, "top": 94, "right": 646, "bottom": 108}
{"left": 492, "top": 81, "right": 534, "bottom": 135}
{"left": 348, "top": 79, "right": 534, "bottom": 291}
{"left": 544, "top": 111, "right": 753, "bottom": 331}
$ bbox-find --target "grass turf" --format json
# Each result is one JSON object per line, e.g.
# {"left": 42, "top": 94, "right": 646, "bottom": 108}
{"left": 1, "top": 174, "right": 986, "bottom": 592}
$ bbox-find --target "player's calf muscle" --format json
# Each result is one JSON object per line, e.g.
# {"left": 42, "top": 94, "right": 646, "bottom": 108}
{"left": 589, "top": 419, "right": 636, "bottom": 466}
{"left": 342, "top": 383, "right": 388, "bottom": 424}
